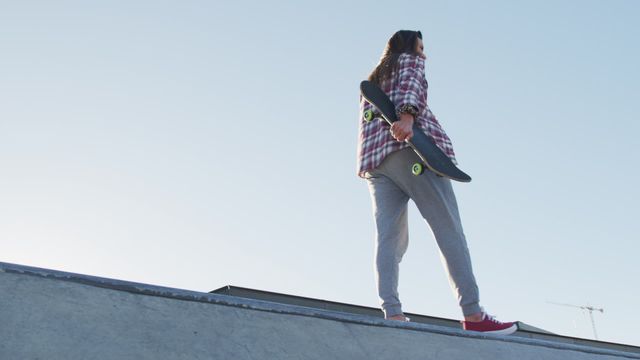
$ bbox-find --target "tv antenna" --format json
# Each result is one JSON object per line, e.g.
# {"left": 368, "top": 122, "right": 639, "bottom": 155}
{"left": 548, "top": 301, "right": 604, "bottom": 340}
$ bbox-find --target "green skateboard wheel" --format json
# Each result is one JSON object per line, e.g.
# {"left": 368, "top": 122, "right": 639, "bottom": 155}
{"left": 412, "top": 163, "right": 424, "bottom": 176}
{"left": 364, "top": 109, "right": 374, "bottom": 122}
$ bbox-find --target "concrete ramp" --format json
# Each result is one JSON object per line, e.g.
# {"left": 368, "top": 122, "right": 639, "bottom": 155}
{"left": 1, "top": 262, "right": 638, "bottom": 360}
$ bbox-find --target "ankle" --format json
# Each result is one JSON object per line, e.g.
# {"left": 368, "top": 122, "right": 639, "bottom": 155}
{"left": 464, "top": 312, "right": 484, "bottom": 322}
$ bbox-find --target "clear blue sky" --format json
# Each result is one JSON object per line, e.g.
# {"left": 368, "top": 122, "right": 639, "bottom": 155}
{"left": 1, "top": 0, "right": 638, "bottom": 346}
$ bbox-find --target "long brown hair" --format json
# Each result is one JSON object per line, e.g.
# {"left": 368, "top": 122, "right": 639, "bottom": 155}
{"left": 368, "top": 30, "right": 423, "bottom": 86}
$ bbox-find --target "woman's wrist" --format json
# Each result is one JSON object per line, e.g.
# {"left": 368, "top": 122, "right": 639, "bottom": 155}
{"left": 399, "top": 113, "right": 415, "bottom": 123}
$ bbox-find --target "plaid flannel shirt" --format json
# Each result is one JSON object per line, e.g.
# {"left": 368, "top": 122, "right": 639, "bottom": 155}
{"left": 357, "top": 53, "right": 457, "bottom": 178}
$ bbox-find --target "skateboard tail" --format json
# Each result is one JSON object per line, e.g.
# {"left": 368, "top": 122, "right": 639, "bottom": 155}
{"left": 406, "top": 126, "right": 471, "bottom": 182}
{"left": 406, "top": 141, "right": 472, "bottom": 182}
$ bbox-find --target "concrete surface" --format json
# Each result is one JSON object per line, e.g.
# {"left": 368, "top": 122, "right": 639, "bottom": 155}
{"left": 1, "top": 261, "right": 638, "bottom": 360}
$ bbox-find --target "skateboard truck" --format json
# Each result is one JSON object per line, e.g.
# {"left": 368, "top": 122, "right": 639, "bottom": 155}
{"left": 364, "top": 109, "right": 385, "bottom": 123}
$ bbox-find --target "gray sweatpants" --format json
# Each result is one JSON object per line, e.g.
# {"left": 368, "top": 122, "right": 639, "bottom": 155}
{"left": 365, "top": 148, "right": 481, "bottom": 318}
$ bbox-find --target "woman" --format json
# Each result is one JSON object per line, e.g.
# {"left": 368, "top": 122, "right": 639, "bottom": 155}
{"left": 357, "top": 30, "right": 517, "bottom": 334}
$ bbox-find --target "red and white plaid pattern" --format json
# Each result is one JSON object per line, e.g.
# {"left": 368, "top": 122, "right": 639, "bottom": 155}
{"left": 357, "top": 54, "right": 457, "bottom": 178}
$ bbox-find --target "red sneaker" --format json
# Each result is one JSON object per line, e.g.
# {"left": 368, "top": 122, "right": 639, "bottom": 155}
{"left": 462, "top": 311, "right": 518, "bottom": 335}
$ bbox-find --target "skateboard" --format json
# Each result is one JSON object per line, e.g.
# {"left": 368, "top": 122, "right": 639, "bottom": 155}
{"left": 360, "top": 80, "right": 472, "bottom": 183}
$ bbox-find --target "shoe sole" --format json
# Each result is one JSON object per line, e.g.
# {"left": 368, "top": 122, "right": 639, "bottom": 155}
{"left": 479, "top": 323, "right": 518, "bottom": 335}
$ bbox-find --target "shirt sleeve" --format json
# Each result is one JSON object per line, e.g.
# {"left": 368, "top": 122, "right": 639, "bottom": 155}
{"left": 395, "top": 54, "right": 426, "bottom": 117}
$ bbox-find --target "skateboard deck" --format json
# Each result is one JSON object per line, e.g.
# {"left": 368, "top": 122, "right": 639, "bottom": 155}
{"left": 360, "top": 80, "right": 472, "bottom": 182}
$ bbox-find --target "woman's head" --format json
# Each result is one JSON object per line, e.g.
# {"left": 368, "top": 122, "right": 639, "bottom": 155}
{"left": 368, "top": 30, "right": 425, "bottom": 85}
{"left": 384, "top": 30, "right": 424, "bottom": 58}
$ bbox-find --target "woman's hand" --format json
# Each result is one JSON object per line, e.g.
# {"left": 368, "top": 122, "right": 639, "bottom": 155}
{"left": 390, "top": 113, "right": 414, "bottom": 142}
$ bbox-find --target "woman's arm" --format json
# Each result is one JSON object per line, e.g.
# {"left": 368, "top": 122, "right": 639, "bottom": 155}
{"left": 391, "top": 54, "right": 426, "bottom": 142}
